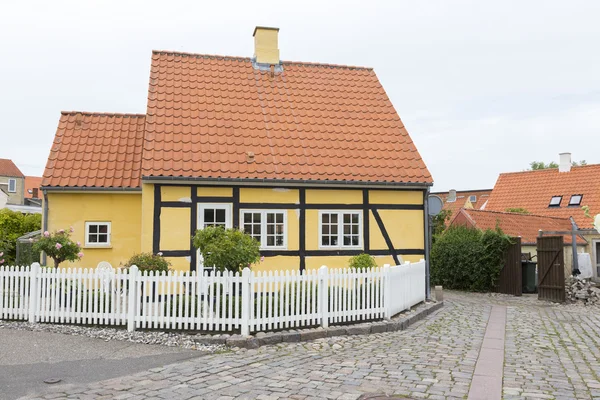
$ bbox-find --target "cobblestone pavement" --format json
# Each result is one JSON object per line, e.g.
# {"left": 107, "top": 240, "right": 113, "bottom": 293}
{"left": 20, "top": 292, "right": 600, "bottom": 400}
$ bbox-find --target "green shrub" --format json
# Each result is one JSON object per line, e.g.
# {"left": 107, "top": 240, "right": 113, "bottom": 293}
{"left": 193, "top": 226, "right": 260, "bottom": 273}
{"left": 123, "top": 252, "right": 171, "bottom": 273}
{"left": 0, "top": 209, "right": 41, "bottom": 265}
{"left": 33, "top": 228, "right": 83, "bottom": 268}
{"left": 430, "top": 225, "right": 513, "bottom": 292}
{"left": 348, "top": 253, "right": 377, "bottom": 270}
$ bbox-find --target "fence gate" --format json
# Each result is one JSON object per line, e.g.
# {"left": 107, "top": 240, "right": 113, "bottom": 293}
{"left": 497, "top": 237, "right": 522, "bottom": 296}
{"left": 537, "top": 236, "right": 565, "bottom": 302}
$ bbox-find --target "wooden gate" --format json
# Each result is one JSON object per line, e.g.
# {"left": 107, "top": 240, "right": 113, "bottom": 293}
{"left": 537, "top": 236, "right": 565, "bottom": 302}
{"left": 497, "top": 237, "right": 522, "bottom": 296}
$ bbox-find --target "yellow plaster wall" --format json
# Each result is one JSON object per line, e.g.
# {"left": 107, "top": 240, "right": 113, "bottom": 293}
{"left": 197, "top": 187, "right": 233, "bottom": 197}
{"left": 240, "top": 188, "right": 299, "bottom": 204}
{"left": 305, "top": 190, "right": 362, "bottom": 204}
{"left": 286, "top": 209, "right": 300, "bottom": 250}
{"left": 160, "top": 208, "right": 191, "bottom": 251}
{"left": 370, "top": 210, "right": 424, "bottom": 250}
{"left": 166, "top": 256, "right": 192, "bottom": 273}
{"left": 305, "top": 210, "right": 320, "bottom": 250}
{"left": 251, "top": 256, "right": 300, "bottom": 273}
{"left": 141, "top": 184, "right": 154, "bottom": 253}
{"left": 47, "top": 192, "right": 142, "bottom": 268}
{"left": 161, "top": 186, "right": 191, "bottom": 202}
{"left": 369, "top": 190, "right": 423, "bottom": 205}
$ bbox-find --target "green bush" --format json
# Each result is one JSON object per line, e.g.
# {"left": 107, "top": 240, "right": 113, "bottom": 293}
{"left": 430, "top": 225, "right": 513, "bottom": 292}
{"left": 193, "top": 226, "right": 260, "bottom": 273}
{"left": 33, "top": 228, "right": 83, "bottom": 268}
{"left": 123, "top": 252, "right": 171, "bottom": 273}
{"left": 0, "top": 209, "right": 41, "bottom": 265}
{"left": 348, "top": 253, "right": 377, "bottom": 270}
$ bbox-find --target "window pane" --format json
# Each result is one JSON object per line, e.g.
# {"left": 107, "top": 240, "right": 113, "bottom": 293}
{"left": 331, "top": 225, "right": 338, "bottom": 235}
{"left": 244, "top": 213, "right": 252, "bottom": 223}
{"left": 267, "top": 224, "right": 274, "bottom": 234}
{"left": 276, "top": 225, "right": 284, "bottom": 234}
{"left": 331, "top": 236, "right": 338, "bottom": 246}
{"left": 343, "top": 214, "right": 350, "bottom": 224}
{"left": 276, "top": 213, "right": 283, "bottom": 223}
{"left": 253, "top": 225, "right": 261, "bottom": 235}
{"left": 89, "top": 235, "right": 97, "bottom": 243}
{"left": 276, "top": 236, "right": 283, "bottom": 246}
{"left": 344, "top": 225, "right": 350, "bottom": 234}
{"left": 99, "top": 225, "right": 108, "bottom": 234}
{"left": 98, "top": 234, "right": 108, "bottom": 243}
{"left": 351, "top": 236, "right": 359, "bottom": 246}
{"left": 252, "top": 213, "right": 261, "bottom": 223}
{"left": 89, "top": 225, "right": 98, "bottom": 234}
{"left": 322, "top": 214, "right": 329, "bottom": 223}
{"left": 216, "top": 209, "right": 226, "bottom": 223}
{"left": 322, "top": 236, "right": 330, "bottom": 246}
{"left": 549, "top": 196, "right": 561, "bottom": 206}
{"left": 267, "top": 213, "right": 274, "bottom": 223}
{"left": 343, "top": 235, "right": 351, "bottom": 246}
{"left": 351, "top": 214, "right": 359, "bottom": 224}
{"left": 352, "top": 225, "right": 359, "bottom": 235}
{"left": 267, "top": 236, "right": 274, "bottom": 246}
{"left": 204, "top": 209, "right": 214, "bottom": 223}
{"left": 322, "top": 225, "right": 329, "bottom": 234}
{"left": 331, "top": 214, "right": 338, "bottom": 223}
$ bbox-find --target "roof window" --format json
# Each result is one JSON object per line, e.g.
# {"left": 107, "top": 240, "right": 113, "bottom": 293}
{"left": 549, "top": 196, "right": 562, "bottom": 207}
{"left": 469, "top": 195, "right": 477, "bottom": 203}
{"left": 569, "top": 195, "right": 582, "bottom": 206}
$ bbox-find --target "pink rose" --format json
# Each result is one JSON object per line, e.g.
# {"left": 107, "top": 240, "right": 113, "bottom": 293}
{"left": 77, "top": 252, "right": 84, "bottom": 258}
{"left": 55, "top": 243, "right": 62, "bottom": 250}
{"left": 0, "top": 259, "right": 4, "bottom": 264}
{"left": 43, "top": 231, "right": 50, "bottom": 237}
{"left": 58, "top": 229, "right": 64, "bottom": 233}
{"left": 0, "top": 252, "right": 3, "bottom": 257}
{"left": 260, "top": 256, "right": 265, "bottom": 262}
{"left": 77, "top": 241, "right": 81, "bottom": 246}
{"left": 70, "top": 226, "right": 74, "bottom": 233}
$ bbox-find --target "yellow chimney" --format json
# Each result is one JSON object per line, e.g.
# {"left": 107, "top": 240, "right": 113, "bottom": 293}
{"left": 253, "top": 26, "right": 280, "bottom": 65}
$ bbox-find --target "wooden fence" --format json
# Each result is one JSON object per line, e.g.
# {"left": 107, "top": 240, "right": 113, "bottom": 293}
{"left": 0, "top": 261, "right": 427, "bottom": 334}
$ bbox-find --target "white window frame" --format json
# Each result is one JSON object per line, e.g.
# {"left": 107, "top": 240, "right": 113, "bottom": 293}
{"left": 197, "top": 203, "right": 232, "bottom": 229}
{"left": 318, "top": 210, "right": 363, "bottom": 250}
{"left": 85, "top": 221, "right": 111, "bottom": 247}
{"left": 240, "top": 209, "right": 287, "bottom": 249}
{"left": 8, "top": 178, "right": 16, "bottom": 193}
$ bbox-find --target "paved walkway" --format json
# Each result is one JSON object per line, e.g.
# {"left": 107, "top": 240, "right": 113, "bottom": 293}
{"left": 16, "top": 292, "right": 600, "bottom": 400}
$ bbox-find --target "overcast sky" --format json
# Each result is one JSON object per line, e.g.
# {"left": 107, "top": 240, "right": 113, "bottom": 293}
{"left": 1, "top": 0, "right": 599, "bottom": 191}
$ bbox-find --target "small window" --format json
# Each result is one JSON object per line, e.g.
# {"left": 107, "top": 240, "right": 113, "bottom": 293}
{"left": 469, "top": 195, "right": 477, "bottom": 203}
{"left": 569, "top": 195, "right": 583, "bottom": 206}
{"left": 85, "top": 222, "right": 111, "bottom": 247}
{"left": 8, "top": 178, "right": 16, "bottom": 193}
{"left": 319, "top": 211, "right": 362, "bottom": 249}
{"left": 548, "top": 196, "right": 562, "bottom": 207}
{"left": 241, "top": 210, "right": 286, "bottom": 249}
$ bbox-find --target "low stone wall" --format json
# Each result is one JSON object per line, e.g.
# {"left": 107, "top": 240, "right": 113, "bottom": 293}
{"left": 193, "top": 300, "right": 444, "bottom": 349}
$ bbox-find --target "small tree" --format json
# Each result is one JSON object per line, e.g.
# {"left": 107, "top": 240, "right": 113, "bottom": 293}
{"left": 349, "top": 253, "right": 377, "bottom": 270}
{"left": 33, "top": 228, "right": 83, "bottom": 268}
{"left": 193, "top": 226, "right": 260, "bottom": 273}
{"left": 123, "top": 252, "right": 171, "bottom": 273}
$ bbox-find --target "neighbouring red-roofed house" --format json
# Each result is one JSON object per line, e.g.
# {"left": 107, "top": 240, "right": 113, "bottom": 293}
{"left": 485, "top": 153, "right": 600, "bottom": 278}
{"left": 431, "top": 189, "right": 492, "bottom": 217}
{"left": 40, "top": 26, "right": 433, "bottom": 272}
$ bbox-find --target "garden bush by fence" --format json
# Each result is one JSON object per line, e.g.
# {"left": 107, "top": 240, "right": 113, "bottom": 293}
{"left": 430, "top": 225, "right": 513, "bottom": 292}
{"left": 0, "top": 261, "right": 426, "bottom": 335}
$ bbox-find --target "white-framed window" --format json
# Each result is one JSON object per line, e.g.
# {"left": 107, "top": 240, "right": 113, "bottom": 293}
{"left": 319, "top": 211, "right": 362, "bottom": 249}
{"left": 469, "top": 195, "right": 477, "bottom": 203}
{"left": 241, "top": 210, "right": 287, "bottom": 249}
{"left": 8, "top": 178, "right": 16, "bottom": 193}
{"left": 198, "top": 203, "right": 232, "bottom": 229}
{"left": 85, "top": 222, "right": 111, "bottom": 247}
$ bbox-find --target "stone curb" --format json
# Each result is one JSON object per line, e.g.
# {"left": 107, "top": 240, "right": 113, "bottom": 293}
{"left": 192, "top": 301, "right": 444, "bottom": 349}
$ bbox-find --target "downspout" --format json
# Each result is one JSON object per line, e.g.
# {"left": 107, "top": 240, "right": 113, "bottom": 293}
{"left": 424, "top": 188, "right": 431, "bottom": 300}
{"left": 42, "top": 190, "right": 48, "bottom": 266}
{"left": 570, "top": 216, "right": 580, "bottom": 275}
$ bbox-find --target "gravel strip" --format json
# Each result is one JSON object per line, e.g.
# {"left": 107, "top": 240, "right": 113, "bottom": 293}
{"left": 0, "top": 320, "right": 226, "bottom": 352}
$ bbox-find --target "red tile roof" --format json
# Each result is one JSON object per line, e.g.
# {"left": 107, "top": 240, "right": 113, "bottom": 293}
{"left": 431, "top": 189, "right": 492, "bottom": 217}
{"left": 42, "top": 112, "right": 145, "bottom": 188}
{"left": 0, "top": 159, "right": 24, "bottom": 178}
{"left": 24, "top": 176, "right": 42, "bottom": 198}
{"left": 450, "top": 208, "right": 586, "bottom": 245}
{"left": 141, "top": 51, "right": 432, "bottom": 185}
{"left": 485, "top": 165, "right": 600, "bottom": 229}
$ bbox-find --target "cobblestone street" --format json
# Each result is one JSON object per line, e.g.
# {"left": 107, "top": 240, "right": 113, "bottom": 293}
{"left": 19, "top": 292, "right": 600, "bottom": 400}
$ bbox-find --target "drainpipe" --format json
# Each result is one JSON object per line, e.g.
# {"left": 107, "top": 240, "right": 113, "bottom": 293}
{"left": 42, "top": 190, "right": 48, "bottom": 266}
{"left": 570, "top": 217, "right": 580, "bottom": 275}
{"left": 424, "top": 188, "right": 431, "bottom": 300}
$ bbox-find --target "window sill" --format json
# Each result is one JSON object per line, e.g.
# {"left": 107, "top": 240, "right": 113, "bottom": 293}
{"left": 83, "top": 245, "right": 113, "bottom": 249}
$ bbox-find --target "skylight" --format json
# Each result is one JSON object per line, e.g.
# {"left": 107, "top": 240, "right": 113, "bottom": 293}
{"left": 549, "top": 196, "right": 562, "bottom": 207}
{"left": 569, "top": 195, "right": 582, "bottom": 206}
{"left": 469, "top": 195, "right": 477, "bottom": 203}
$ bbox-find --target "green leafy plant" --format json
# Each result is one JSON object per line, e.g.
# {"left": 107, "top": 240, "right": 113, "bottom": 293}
{"left": 348, "top": 253, "right": 377, "bottom": 270}
{"left": 33, "top": 228, "right": 83, "bottom": 268}
{"left": 505, "top": 207, "right": 530, "bottom": 214}
{"left": 430, "top": 225, "right": 513, "bottom": 292}
{"left": 193, "top": 226, "right": 260, "bottom": 273}
{"left": 123, "top": 252, "right": 171, "bottom": 273}
{"left": 432, "top": 209, "right": 452, "bottom": 237}
{"left": 0, "top": 209, "right": 41, "bottom": 265}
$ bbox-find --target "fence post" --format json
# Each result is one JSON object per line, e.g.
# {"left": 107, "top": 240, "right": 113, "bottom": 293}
{"left": 319, "top": 265, "right": 329, "bottom": 328}
{"left": 28, "top": 263, "right": 40, "bottom": 323}
{"left": 240, "top": 267, "right": 251, "bottom": 336}
{"left": 383, "top": 264, "right": 391, "bottom": 320}
{"left": 127, "top": 265, "right": 139, "bottom": 332}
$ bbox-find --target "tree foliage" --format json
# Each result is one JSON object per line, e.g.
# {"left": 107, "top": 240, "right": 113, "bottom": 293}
{"left": 529, "top": 160, "right": 587, "bottom": 170}
{"left": 0, "top": 209, "right": 41, "bottom": 265}
{"left": 432, "top": 209, "right": 452, "bottom": 237}
{"left": 33, "top": 228, "right": 83, "bottom": 268}
{"left": 193, "top": 226, "right": 261, "bottom": 273}
{"left": 348, "top": 253, "right": 377, "bottom": 270}
{"left": 430, "top": 225, "right": 513, "bottom": 292}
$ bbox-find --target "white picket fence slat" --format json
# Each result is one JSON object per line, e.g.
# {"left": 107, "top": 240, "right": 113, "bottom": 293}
{"left": 0, "top": 260, "right": 427, "bottom": 334}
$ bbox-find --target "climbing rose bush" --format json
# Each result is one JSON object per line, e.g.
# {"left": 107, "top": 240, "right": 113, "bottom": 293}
{"left": 33, "top": 228, "right": 83, "bottom": 268}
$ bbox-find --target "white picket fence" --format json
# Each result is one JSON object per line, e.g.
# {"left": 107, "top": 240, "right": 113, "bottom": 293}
{"left": 0, "top": 261, "right": 426, "bottom": 335}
